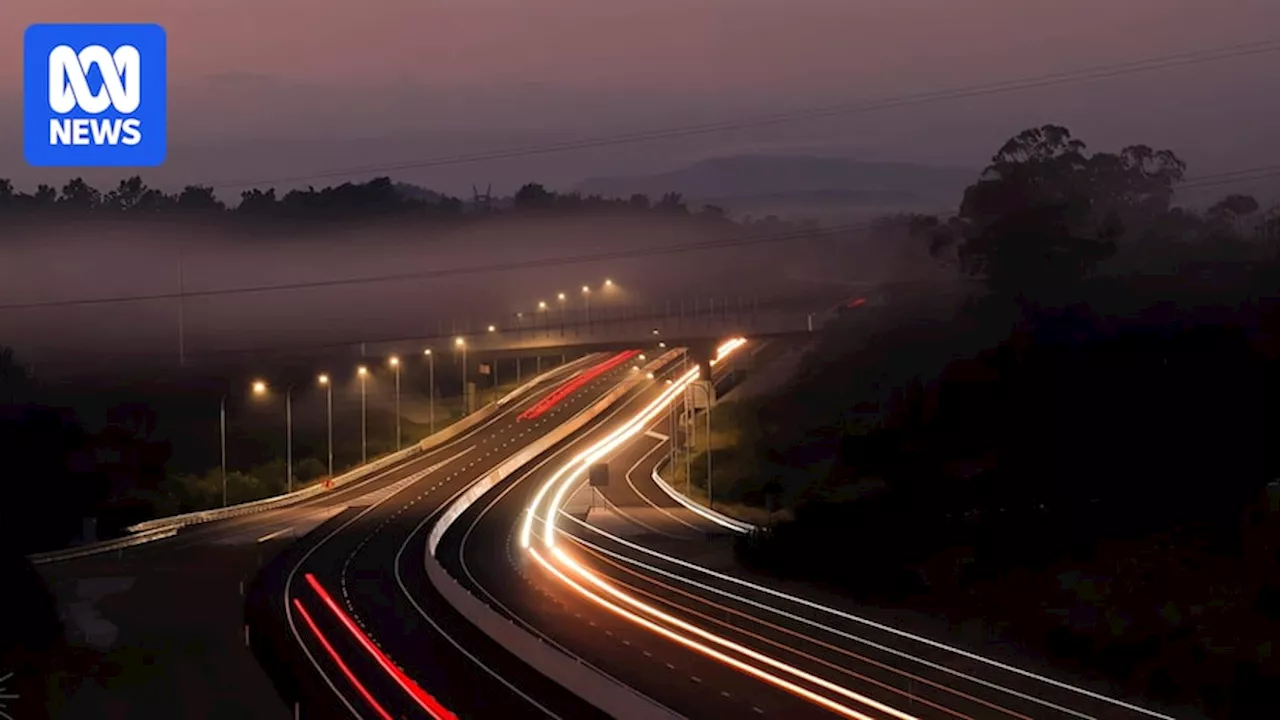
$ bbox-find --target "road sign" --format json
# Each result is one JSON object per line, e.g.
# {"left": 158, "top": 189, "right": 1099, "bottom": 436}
{"left": 589, "top": 463, "right": 609, "bottom": 487}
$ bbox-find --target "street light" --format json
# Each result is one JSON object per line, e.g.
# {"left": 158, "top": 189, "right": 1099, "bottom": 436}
{"left": 487, "top": 324, "right": 496, "bottom": 333}
{"left": 557, "top": 293, "right": 566, "bottom": 336}
{"left": 582, "top": 285, "right": 592, "bottom": 332}
{"left": 455, "top": 337, "right": 467, "bottom": 413}
{"left": 219, "top": 391, "right": 227, "bottom": 508}
{"left": 252, "top": 380, "right": 294, "bottom": 493}
{"left": 538, "top": 301, "right": 548, "bottom": 335}
{"left": 604, "top": 278, "right": 614, "bottom": 287}
{"left": 423, "top": 349, "right": 435, "bottom": 436}
{"left": 357, "top": 366, "right": 368, "bottom": 464}
{"left": 318, "top": 374, "right": 333, "bottom": 478}
{"left": 389, "top": 356, "right": 401, "bottom": 451}
{"left": 687, "top": 380, "right": 714, "bottom": 509}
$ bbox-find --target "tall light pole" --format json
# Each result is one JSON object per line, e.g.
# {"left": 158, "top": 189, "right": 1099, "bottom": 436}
{"left": 252, "top": 380, "right": 293, "bottom": 494}
{"left": 357, "top": 366, "right": 368, "bottom": 464}
{"left": 688, "top": 380, "right": 714, "bottom": 509}
{"left": 423, "top": 349, "right": 435, "bottom": 436}
{"left": 538, "top": 301, "right": 548, "bottom": 337}
{"left": 286, "top": 385, "right": 293, "bottom": 493}
{"left": 582, "top": 286, "right": 592, "bottom": 334}
{"left": 389, "top": 356, "right": 401, "bottom": 451}
{"left": 557, "top": 292, "right": 567, "bottom": 336}
{"left": 219, "top": 393, "right": 227, "bottom": 508}
{"left": 455, "top": 337, "right": 467, "bottom": 413}
{"left": 318, "top": 374, "right": 333, "bottom": 478}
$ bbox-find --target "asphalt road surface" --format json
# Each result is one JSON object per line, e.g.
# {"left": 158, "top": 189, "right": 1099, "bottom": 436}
{"left": 441, "top": 357, "right": 1182, "bottom": 720}
{"left": 249, "top": 349, "right": 660, "bottom": 719}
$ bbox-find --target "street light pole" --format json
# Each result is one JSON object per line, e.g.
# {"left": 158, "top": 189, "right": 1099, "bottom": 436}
{"left": 456, "top": 337, "right": 467, "bottom": 413}
{"left": 285, "top": 386, "right": 293, "bottom": 493}
{"left": 318, "top": 374, "right": 333, "bottom": 478}
{"left": 690, "top": 380, "right": 713, "bottom": 509}
{"left": 582, "top": 286, "right": 592, "bottom": 334}
{"left": 557, "top": 292, "right": 567, "bottom": 337}
{"left": 424, "top": 349, "right": 435, "bottom": 436}
{"left": 220, "top": 394, "right": 227, "bottom": 508}
{"left": 389, "top": 356, "right": 401, "bottom": 451}
{"left": 358, "top": 366, "right": 368, "bottom": 464}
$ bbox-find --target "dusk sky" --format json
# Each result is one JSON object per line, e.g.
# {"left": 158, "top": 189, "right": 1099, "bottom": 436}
{"left": 3, "top": 1, "right": 1279, "bottom": 199}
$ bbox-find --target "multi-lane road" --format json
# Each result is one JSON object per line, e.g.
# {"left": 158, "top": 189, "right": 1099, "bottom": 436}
{"left": 38, "top": 340, "right": 1186, "bottom": 720}
{"left": 430, "top": 346, "right": 1184, "bottom": 720}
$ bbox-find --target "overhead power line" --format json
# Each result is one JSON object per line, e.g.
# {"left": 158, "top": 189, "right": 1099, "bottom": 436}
{"left": 1, "top": 160, "right": 1277, "bottom": 313}
{"left": 209, "top": 37, "right": 1280, "bottom": 190}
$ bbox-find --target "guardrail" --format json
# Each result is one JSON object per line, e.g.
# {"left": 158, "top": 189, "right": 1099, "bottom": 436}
{"left": 27, "top": 354, "right": 600, "bottom": 566}
{"left": 424, "top": 349, "right": 687, "bottom": 720}
{"left": 124, "top": 354, "right": 600, "bottom": 536}
{"left": 650, "top": 457, "right": 756, "bottom": 534}
{"left": 27, "top": 526, "right": 180, "bottom": 565}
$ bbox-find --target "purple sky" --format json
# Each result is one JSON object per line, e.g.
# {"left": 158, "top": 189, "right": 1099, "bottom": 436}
{"left": 2, "top": 0, "right": 1279, "bottom": 198}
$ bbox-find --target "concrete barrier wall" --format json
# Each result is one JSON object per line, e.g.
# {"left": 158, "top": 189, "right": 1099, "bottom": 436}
{"left": 423, "top": 349, "right": 686, "bottom": 720}
{"left": 650, "top": 457, "right": 756, "bottom": 534}
{"left": 428, "top": 348, "right": 682, "bottom": 554}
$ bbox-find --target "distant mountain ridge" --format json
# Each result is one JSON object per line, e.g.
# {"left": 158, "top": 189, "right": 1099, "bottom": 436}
{"left": 572, "top": 154, "right": 976, "bottom": 210}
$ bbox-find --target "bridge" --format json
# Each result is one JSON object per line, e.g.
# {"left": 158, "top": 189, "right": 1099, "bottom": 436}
{"left": 358, "top": 291, "right": 843, "bottom": 382}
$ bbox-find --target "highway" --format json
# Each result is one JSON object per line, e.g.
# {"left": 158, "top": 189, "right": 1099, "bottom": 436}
{"left": 433, "top": 343, "right": 1182, "bottom": 720}
{"left": 39, "top": 337, "right": 1180, "bottom": 720}
{"left": 247, "top": 348, "right": 672, "bottom": 719}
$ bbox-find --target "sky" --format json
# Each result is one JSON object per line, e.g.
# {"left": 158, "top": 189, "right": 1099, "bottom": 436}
{"left": 1, "top": 0, "right": 1279, "bottom": 198}
{"left": 2, "top": 1, "right": 1279, "bottom": 369}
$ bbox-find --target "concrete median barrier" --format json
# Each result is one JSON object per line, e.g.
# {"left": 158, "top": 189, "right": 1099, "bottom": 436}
{"left": 424, "top": 348, "right": 686, "bottom": 720}
{"left": 651, "top": 457, "right": 756, "bottom": 534}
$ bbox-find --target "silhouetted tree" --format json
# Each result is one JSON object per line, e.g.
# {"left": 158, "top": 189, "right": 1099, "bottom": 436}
{"left": 176, "top": 184, "right": 225, "bottom": 211}
{"left": 513, "top": 182, "right": 554, "bottom": 211}
{"left": 933, "top": 125, "right": 1189, "bottom": 300}
{"left": 58, "top": 177, "right": 101, "bottom": 211}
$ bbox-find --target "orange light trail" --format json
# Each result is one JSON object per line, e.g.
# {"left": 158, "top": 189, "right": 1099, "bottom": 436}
{"left": 551, "top": 547, "right": 919, "bottom": 720}
{"left": 569, "top": 537, "right": 1000, "bottom": 720}
{"left": 528, "top": 547, "right": 889, "bottom": 720}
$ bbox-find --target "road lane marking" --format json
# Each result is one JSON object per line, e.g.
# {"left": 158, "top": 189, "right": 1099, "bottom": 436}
{"left": 257, "top": 527, "right": 293, "bottom": 543}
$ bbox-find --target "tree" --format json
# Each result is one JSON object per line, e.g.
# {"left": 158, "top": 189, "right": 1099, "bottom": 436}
{"left": 513, "top": 182, "right": 554, "bottom": 211}
{"left": 237, "top": 188, "right": 278, "bottom": 214}
{"left": 58, "top": 177, "right": 101, "bottom": 211}
{"left": 950, "top": 125, "right": 1186, "bottom": 298}
{"left": 176, "top": 185, "right": 225, "bottom": 212}
{"left": 657, "top": 192, "right": 688, "bottom": 214}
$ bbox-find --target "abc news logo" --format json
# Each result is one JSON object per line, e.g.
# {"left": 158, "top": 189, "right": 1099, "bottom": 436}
{"left": 24, "top": 24, "right": 167, "bottom": 167}
{"left": 48, "top": 44, "right": 144, "bottom": 147}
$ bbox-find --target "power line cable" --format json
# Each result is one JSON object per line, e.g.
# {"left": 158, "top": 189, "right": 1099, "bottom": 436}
{"left": 207, "top": 38, "right": 1280, "bottom": 190}
{"left": 1, "top": 163, "right": 1277, "bottom": 313}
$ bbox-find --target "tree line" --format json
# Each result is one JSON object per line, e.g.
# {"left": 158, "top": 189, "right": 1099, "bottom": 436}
{"left": 0, "top": 175, "right": 744, "bottom": 224}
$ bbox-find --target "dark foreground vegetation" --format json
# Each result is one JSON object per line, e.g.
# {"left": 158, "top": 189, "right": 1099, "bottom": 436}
{"left": 720, "top": 126, "right": 1280, "bottom": 719}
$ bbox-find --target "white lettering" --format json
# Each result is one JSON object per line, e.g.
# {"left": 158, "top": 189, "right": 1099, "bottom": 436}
{"left": 121, "top": 119, "right": 142, "bottom": 146}
{"left": 72, "top": 119, "right": 91, "bottom": 145}
{"left": 91, "top": 118, "right": 122, "bottom": 145}
{"left": 49, "top": 118, "right": 144, "bottom": 146}
{"left": 49, "top": 119, "right": 73, "bottom": 144}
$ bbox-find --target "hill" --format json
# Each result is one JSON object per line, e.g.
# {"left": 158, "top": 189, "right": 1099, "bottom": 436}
{"left": 572, "top": 154, "right": 974, "bottom": 218}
